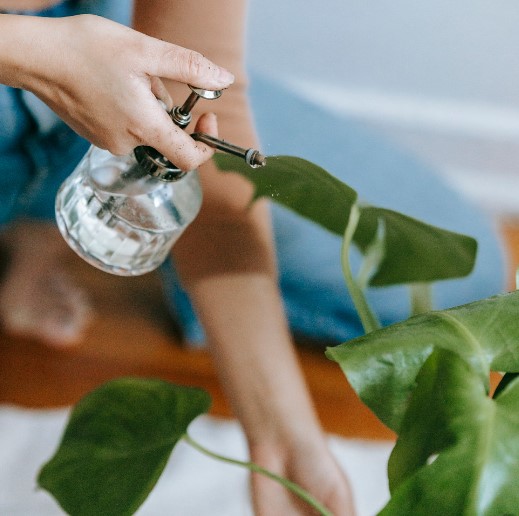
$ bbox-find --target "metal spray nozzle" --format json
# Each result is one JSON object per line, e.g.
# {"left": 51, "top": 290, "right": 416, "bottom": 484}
{"left": 173, "top": 86, "right": 266, "bottom": 168}
{"left": 191, "top": 132, "right": 266, "bottom": 168}
{"left": 136, "top": 86, "right": 265, "bottom": 180}
{"left": 170, "top": 87, "right": 223, "bottom": 129}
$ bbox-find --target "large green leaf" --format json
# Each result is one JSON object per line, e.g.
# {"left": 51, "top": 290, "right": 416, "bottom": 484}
{"left": 38, "top": 378, "right": 211, "bottom": 516}
{"left": 355, "top": 206, "right": 477, "bottom": 286}
{"left": 214, "top": 154, "right": 477, "bottom": 286}
{"left": 380, "top": 349, "right": 519, "bottom": 515}
{"left": 326, "top": 291, "right": 519, "bottom": 432}
{"left": 214, "top": 154, "right": 357, "bottom": 235}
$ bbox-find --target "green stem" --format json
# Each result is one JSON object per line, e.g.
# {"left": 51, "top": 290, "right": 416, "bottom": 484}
{"left": 341, "top": 204, "right": 381, "bottom": 334}
{"left": 183, "top": 433, "right": 333, "bottom": 516}
{"left": 410, "top": 283, "right": 433, "bottom": 316}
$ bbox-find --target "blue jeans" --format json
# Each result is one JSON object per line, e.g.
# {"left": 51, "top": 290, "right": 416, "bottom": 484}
{"left": 0, "top": 2, "right": 507, "bottom": 347}
{"left": 164, "top": 73, "right": 507, "bottom": 346}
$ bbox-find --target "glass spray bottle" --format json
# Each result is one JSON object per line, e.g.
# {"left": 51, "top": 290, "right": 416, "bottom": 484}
{"left": 55, "top": 86, "right": 265, "bottom": 276}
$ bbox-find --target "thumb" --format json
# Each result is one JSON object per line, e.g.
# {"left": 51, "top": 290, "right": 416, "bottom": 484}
{"left": 151, "top": 112, "right": 219, "bottom": 171}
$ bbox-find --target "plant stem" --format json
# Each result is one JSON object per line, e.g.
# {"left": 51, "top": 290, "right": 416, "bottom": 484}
{"left": 341, "top": 204, "right": 381, "bottom": 334}
{"left": 410, "top": 283, "right": 433, "bottom": 316}
{"left": 183, "top": 433, "right": 333, "bottom": 516}
{"left": 356, "top": 219, "right": 385, "bottom": 290}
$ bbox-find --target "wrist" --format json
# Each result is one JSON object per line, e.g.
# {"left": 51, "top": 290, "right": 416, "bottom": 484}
{"left": 0, "top": 14, "right": 73, "bottom": 93}
{"left": 237, "top": 379, "right": 325, "bottom": 451}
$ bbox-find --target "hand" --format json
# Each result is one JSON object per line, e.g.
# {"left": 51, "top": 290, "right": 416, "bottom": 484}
{"left": 250, "top": 438, "right": 356, "bottom": 516}
{"left": 9, "top": 14, "right": 234, "bottom": 170}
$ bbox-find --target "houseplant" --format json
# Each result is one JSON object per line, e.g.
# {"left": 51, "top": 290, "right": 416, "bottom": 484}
{"left": 38, "top": 154, "right": 519, "bottom": 515}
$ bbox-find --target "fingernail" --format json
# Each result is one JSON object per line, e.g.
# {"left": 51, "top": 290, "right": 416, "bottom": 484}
{"left": 218, "top": 67, "right": 235, "bottom": 85}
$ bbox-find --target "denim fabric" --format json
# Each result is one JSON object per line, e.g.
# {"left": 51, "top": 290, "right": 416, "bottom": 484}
{"left": 0, "top": 0, "right": 132, "bottom": 22}
{"left": 162, "top": 73, "right": 507, "bottom": 346}
{"left": 0, "top": 0, "right": 133, "bottom": 223}
{"left": 0, "top": 3, "right": 507, "bottom": 348}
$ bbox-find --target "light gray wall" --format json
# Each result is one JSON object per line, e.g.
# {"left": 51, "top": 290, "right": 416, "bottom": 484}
{"left": 247, "top": 0, "right": 519, "bottom": 214}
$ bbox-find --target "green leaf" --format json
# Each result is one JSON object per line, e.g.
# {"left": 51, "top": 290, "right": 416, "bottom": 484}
{"left": 326, "top": 291, "right": 519, "bottom": 432}
{"left": 38, "top": 378, "right": 211, "bottom": 516}
{"left": 214, "top": 154, "right": 357, "bottom": 235}
{"left": 355, "top": 207, "right": 477, "bottom": 286}
{"left": 214, "top": 154, "right": 477, "bottom": 286}
{"left": 380, "top": 349, "right": 519, "bottom": 515}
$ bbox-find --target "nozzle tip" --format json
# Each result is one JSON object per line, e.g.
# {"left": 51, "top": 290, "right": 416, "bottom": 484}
{"left": 246, "top": 149, "right": 267, "bottom": 168}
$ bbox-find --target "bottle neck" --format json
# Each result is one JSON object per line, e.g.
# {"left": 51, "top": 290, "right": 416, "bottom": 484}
{"left": 133, "top": 146, "right": 187, "bottom": 182}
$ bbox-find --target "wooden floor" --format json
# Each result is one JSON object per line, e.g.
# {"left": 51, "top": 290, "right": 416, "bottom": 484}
{"left": 1, "top": 219, "right": 518, "bottom": 441}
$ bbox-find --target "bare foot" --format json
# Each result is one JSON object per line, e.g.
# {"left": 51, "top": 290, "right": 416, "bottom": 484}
{"left": 0, "top": 221, "right": 93, "bottom": 347}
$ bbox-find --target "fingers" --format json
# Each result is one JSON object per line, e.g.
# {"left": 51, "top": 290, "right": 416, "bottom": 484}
{"left": 151, "top": 111, "right": 218, "bottom": 171}
{"left": 149, "top": 40, "right": 235, "bottom": 91}
{"left": 193, "top": 111, "right": 218, "bottom": 138}
{"left": 150, "top": 77, "right": 173, "bottom": 111}
{"left": 138, "top": 37, "right": 229, "bottom": 169}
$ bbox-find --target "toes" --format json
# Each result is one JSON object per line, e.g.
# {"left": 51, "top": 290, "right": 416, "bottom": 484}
{"left": 38, "top": 310, "right": 86, "bottom": 347}
{"left": 0, "top": 221, "right": 94, "bottom": 348}
{"left": 1, "top": 273, "right": 94, "bottom": 348}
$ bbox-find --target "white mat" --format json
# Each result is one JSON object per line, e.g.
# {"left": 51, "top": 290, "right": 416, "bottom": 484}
{"left": 0, "top": 406, "right": 393, "bottom": 515}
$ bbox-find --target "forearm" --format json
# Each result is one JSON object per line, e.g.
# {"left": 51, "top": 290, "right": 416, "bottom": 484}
{"left": 173, "top": 195, "right": 323, "bottom": 438}
{"left": 134, "top": 0, "right": 324, "bottom": 445}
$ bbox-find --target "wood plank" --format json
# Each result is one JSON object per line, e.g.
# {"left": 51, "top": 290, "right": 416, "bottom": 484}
{"left": 0, "top": 317, "right": 395, "bottom": 440}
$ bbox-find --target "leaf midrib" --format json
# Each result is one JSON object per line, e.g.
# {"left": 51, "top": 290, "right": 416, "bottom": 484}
{"left": 435, "top": 311, "right": 488, "bottom": 376}
{"left": 60, "top": 434, "right": 182, "bottom": 460}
